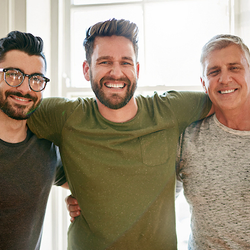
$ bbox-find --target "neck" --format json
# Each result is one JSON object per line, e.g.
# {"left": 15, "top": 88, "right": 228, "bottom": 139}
{"left": 96, "top": 97, "right": 138, "bottom": 123}
{"left": 0, "top": 110, "right": 28, "bottom": 143}
{"left": 215, "top": 108, "right": 250, "bottom": 131}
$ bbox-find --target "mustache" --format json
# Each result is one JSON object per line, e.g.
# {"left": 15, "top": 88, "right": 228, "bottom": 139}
{"left": 100, "top": 76, "right": 131, "bottom": 86}
{"left": 5, "top": 90, "right": 38, "bottom": 102}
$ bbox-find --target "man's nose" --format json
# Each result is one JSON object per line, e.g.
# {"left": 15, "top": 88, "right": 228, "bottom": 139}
{"left": 219, "top": 70, "right": 232, "bottom": 84}
{"left": 16, "top": 76, "right": 31, "bottom": 92}
{"left": 109, "top": 62, "right": 124, "bottom": 78}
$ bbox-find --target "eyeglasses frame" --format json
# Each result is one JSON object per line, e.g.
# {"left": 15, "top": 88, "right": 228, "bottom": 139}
{"left": 0, "top": 67, "right": 50, "bottom": 92}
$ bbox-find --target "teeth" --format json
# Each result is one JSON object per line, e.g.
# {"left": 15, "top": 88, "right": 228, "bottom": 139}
{"left": 220, "top": 89, "right": 235, "bottom": 94}
{"left": 105, "top": 83, "right": 125, "bottom": 88}
{"left": 14, "top": 96, "right": 28, "bottom": 102}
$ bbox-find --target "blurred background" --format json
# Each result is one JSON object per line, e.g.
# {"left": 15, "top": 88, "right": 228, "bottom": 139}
{"left": 1, "top": 0, "right": 250, "bottom": 249}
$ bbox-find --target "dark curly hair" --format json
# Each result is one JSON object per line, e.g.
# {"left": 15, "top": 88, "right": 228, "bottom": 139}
{"left": 0, "top": 31, "right": 47, "bottom": 70}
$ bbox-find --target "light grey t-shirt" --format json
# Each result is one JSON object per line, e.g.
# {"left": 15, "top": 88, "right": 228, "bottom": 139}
{"left": 176, "top": 114, "right": 250, "bottom": 250}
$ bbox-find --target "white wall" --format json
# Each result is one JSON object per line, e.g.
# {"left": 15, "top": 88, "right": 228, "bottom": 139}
{"left": 0, "top": 0, "right": 26, "bottom": 38}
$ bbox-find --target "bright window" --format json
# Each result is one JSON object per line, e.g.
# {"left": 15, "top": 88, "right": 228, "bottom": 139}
{"left": 66, "top": 0, "right": 231, "bottom": 97}
{"left": 73, "top": 0, "right": 141, "bottom": 5}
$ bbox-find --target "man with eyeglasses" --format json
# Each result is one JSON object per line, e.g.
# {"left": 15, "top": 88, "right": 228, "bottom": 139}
{"left": 0, "top": 31, "right": 68, "bottom": 250}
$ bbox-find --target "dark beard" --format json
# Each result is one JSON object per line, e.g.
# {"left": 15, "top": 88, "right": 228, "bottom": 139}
{"left": 0, "top": 90, "right": 41, "bottom": 120}
{"left": 90, "top": 75, "right": 137, "bottom": 110}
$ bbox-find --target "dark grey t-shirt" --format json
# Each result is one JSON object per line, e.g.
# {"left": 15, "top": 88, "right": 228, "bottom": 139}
{"left": 0, "top": 129, "right": 66, "bottom": 250}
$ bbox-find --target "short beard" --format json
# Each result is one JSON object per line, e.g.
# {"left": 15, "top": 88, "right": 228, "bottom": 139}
{"left": 0, "top": 90, "right": 41, "bottom": 120}
{"left": 90, "top": 74, "right": 137, "bottom": 110}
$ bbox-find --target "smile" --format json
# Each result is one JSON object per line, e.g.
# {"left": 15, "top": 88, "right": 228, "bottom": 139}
{"left": 104, "top": 82, "right": 125, "bottom": 89}
{"left": 14, "top": 96, "right": 29, "bottom": 101}
{"left": 219, "top": 89, "right": 237, "bottom": 94}
{"left": 11, "top": 95, "right": 32, "bottom": 104}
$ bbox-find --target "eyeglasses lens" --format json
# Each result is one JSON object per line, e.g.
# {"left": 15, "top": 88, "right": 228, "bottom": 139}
{"left": 30, "top": 76, "right": 46, "bottom": 91}
{"left": 5, "top": 69, "right": 23, "bottom": 86}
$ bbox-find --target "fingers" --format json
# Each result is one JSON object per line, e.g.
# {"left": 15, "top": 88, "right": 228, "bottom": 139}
{"left": 65, "top": 195, "right": 81, "bottom": 222}
{"left": 69, "top": 208, "right": 81, "bottom": 222}
{"left": 69, "top": 205, "right": 81, "bottom": 222}
{"left": 65, "top": 195, "right": 79, "bottom": 206}
{"left": 69, "top": 204, "right": 81, "bottom": 213}
{"left": 69, "top": 210, "right": 81, "bottom": 217}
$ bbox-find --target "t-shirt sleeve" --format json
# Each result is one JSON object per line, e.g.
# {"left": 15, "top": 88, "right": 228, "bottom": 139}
{"left": 27, "top": 97, "right": 80, "bottom": 145}
{"left": 53, "top": 145, "right": 67, "bottom": 186}
{"left": 165, "top": 91, "right": 212, "bottom": 134}
{"left": 175, "top": 134, "right": 182, "bottom": 181}
{"left": 54, "top": 162, "right": 67, "bottom": 186}
{"left": 175, "top": 135, "right": 184, "bottom": 198}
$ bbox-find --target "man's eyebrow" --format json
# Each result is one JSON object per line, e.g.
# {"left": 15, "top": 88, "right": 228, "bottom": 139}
{"left": 206, "top": 66, "right": 219, "bottom": 73}
{"left": 228, "top": 62, "right": 241, "bottom": 66}
{"left": 6, "top": 67, "right": 44, "bottom": 76}
{"left": 96, "top": 56, "right": 134, "bottom": 61}
{"left": 122, "top": 56, "right": 134, "bottom": 61}
{"left": 96, "top": 56, "right": 112, "bottom": 62}
{"left": 206, "top": 62, "right": 242, "bottom": 74}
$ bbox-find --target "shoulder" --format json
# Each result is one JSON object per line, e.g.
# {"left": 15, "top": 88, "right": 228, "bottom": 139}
{"left": 182, "top": 115, "right": 215, "bottom": 144}
{"left": 185, "top": 115, "right": 214, "bottom": 133}
{"left": 39, "top": 97, "right": 96, "bottom": 113}
{"left": 136, "top": 91, "right": 207, "bottom": 105}
{"left": 41, "top": 97, "right": 85, "bottom": 107}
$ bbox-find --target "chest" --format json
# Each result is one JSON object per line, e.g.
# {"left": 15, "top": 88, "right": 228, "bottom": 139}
{"left": 0, "top": 139, "right": 57, "bottom": 208}
{"left": 180, "top": 129, "right": 250, "bottom": 204}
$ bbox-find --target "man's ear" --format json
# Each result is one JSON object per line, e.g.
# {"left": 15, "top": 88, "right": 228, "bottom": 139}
{"left": 136, "top": 62, "right": 140, "bottom": 79}
{"left": 201, "top": 77, "right": 208, "bottom": 93}
{"left": 83, "top": 61, "right": 90, "bottom": 81}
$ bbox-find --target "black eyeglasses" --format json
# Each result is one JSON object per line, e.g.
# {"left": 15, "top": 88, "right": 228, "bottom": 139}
{"left": 0, "top": 67, "right": 50, "bottom": 92}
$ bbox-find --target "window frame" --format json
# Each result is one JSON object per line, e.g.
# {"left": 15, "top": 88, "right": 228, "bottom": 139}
{"left": 62, "top": 0, "right": 237, "bottom": 98}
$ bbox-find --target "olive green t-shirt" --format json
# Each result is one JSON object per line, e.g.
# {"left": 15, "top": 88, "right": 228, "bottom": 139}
{"left": 28, "top": 91, "right": 211, "bottom": 250}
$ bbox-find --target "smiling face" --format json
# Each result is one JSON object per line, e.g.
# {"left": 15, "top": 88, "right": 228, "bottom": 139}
{"left": 202, "top": 44, "right": 250, "bottom": 115}
{"left": 83, "top": 35, "right": 139, "bottom": 110}
{"left": 0, "top": 50, "right": 45, "bottom": 120}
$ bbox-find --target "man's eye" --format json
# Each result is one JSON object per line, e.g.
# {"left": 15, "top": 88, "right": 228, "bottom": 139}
{"left": 7, "top": 72, "right": 21, "bottom": 79}
{"left": 33, "top": 77, "right": 42, "bottom": 83}
{"left": 30, "top": 76, "right": 45, "bottom": 85}
{"left": 8, "top": 72, "right": 18, "bottom": 77}
{"left": 122, "top": 62, "right": 132, "bottom": 65}
{"left": 208, "top": 70, "right": 219, "bottom": 76}
{"left": 231, "top": 66, "right": 240, "bottom": 71}
{"left": 99, "top": 61, "right": 109, "bottom": 65}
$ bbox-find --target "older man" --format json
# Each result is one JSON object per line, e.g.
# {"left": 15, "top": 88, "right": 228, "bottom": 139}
{"left": 177, "top": 34, "right": 250, "bottom": 249}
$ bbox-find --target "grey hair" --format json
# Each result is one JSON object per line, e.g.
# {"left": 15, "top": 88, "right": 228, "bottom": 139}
{"left": 200, "top": 34, "right": 250, "bottom": 77}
